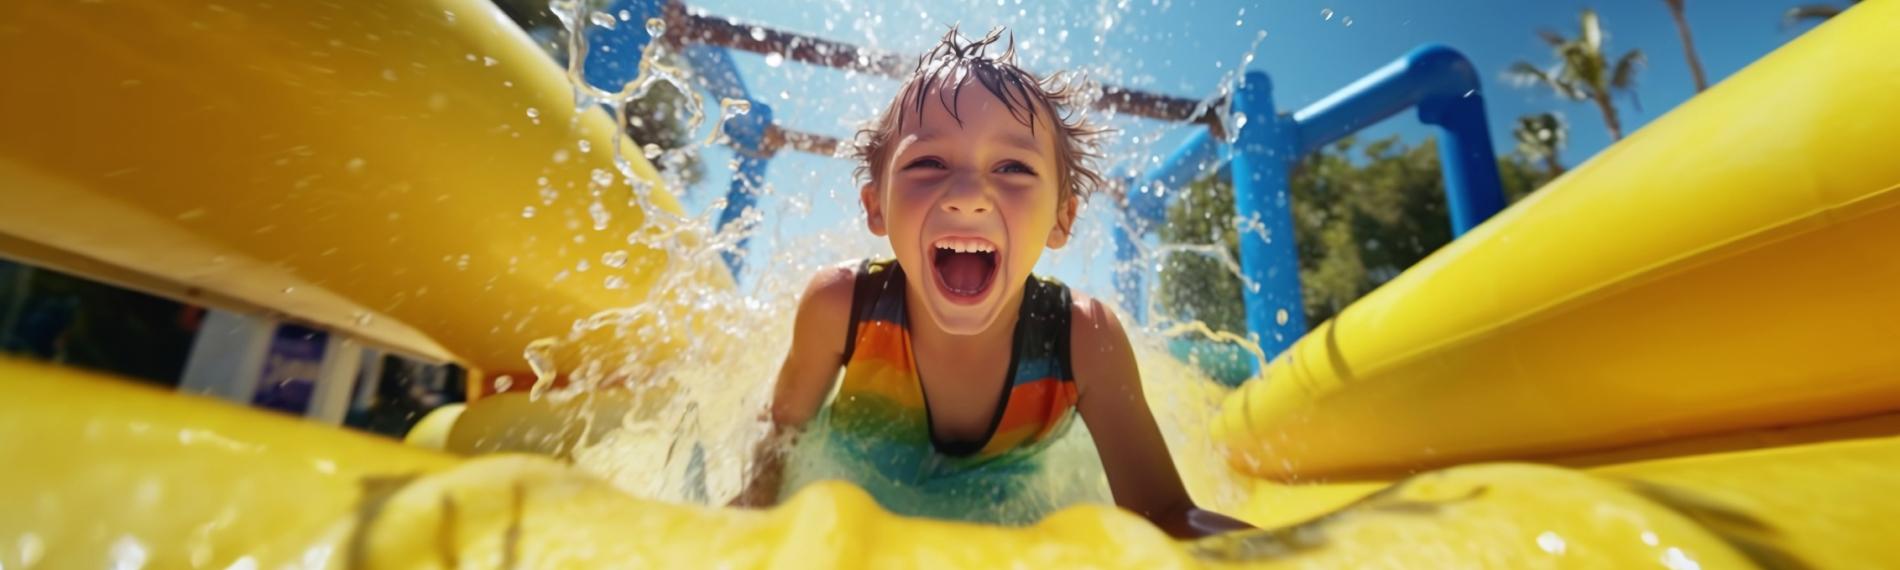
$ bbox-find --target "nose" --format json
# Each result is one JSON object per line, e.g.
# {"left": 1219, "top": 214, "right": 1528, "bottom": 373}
{"left": 940, "top": 174, "right": 992, "bottom": 215}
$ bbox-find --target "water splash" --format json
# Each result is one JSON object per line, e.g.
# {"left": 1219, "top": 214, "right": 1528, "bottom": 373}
{"left": 521, "top": 0, "right": 1263, "bottom": 515}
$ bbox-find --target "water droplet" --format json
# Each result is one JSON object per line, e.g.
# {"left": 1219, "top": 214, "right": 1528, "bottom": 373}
{"left": 1236, "top": 19, "right": 1243, "bottom": 27}
{"left": 589, "top": 11, "right": 616, "bottom": 29}
{"left": 604, "top": 275, "right": 627, "bottom": 289}
{"left": 353, "top": 312, "right": 373, "bottom": 326}
{"left": 524, "top": 337, "right": 559, "bottom": 399}
{"left": 344, "top": 157, "right": 366, "bottom": 174}
{"left": 645, "top": 17, "right": 666, "bottom": 38}
{"left": 578, "top": 140, "right": 592, "bottom": 153}
{"left": 455, "top": 254, "right": 471, "bottom": 271}
{"left": 282, "top": 286, "right": 296, "bottom": 294}
{"left": 591, "top": 168, "right": 614, "bottom": 187}
{"left": 1275, "top": 308, "right": 1290, "bottom": 326}
{"left": 778, "top": 90, "right": 790, "bottom": 100}
{"left": 525, "top": 107, "right": 539, "bottom": 119}
{"left": 764, "top": 52, "right": 784, "bottom": 67}
{"left": 602, "top": 250, "right": 630, "bottom": 268}
{"left": 552, "top": 149, "right": 571, "bottom": 163}
{"left": 722, "top": 98, "right": 752, "bottom": 116}
{"left": 1342, "top": 16, "right": 1353, "bottom": 27}
{"left": 493, "top": 375, "right": 514, "bottom": 392}
{"left": 482, "top": 56, "right": 498, "bottom": 67}
{"left": 749, "top": 26, "right": 766, "bottom": 41}
{"left": 1321, "top": 8, "right": 1334, "bottom": 20}
{"left": 521, "top": 206, "right": 536, "bottom": 218}
{"left": 1536, "top": 531, "right": 1567, "bottom": 555}
{"left": 643, "top": 143, "right": 663, "bottom": 159}
{"left": 589, "top": 202, "right": 610, "bottom": 230}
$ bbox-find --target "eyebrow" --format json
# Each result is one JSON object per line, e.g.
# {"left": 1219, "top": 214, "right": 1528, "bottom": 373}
{"left": 997, "top": 133, "right": 1044, "bottom": 155}
{"left": 907, "top": 130, "right": 1045, "bottom": 156}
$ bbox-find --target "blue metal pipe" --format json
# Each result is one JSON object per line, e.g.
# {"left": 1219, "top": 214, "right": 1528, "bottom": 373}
{"left": 1125, "top": 128, "right": 1231, "bottom": 228}
{"left": 581, "top": 0, "right": 667, "bottom": 94}
{"left": 1228, "top": 72, "right": 1307, "bottom": 356}
{"left": 680, "top": 44, "right": 754, "bottom": 101}
{"left": 715, "top": 101, "right": 772, "bottom": 275}
{"left": 1110, "top": 216, "right": 1146, "bottom": 322}
{"left": 1417, "top": 84, "right": 1507, "bottom": 233}
{"left": 1290, "top": 44, "right": 1504, "bottom": 234}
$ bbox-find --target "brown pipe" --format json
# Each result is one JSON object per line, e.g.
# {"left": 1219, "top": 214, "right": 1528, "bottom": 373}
{"left": 667, "top": 5, "right": 1225, "bottom": 133}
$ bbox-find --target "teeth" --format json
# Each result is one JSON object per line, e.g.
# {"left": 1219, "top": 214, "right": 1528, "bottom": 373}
{"left": 935, "top": 238, "right": 995, "bottom": 253}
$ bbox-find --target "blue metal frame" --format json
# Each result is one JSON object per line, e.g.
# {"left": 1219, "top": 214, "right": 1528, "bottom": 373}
{"left": 583, "top": 0, "right": 770, "bottom": 277}
{"left": 1121, "top": 44, "right": 1506, "bottom": 363}
{"left": 582, "top": 4, "right": 1505, "bottom": 359}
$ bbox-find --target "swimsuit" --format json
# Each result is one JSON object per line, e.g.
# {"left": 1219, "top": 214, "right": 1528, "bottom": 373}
{"left": 780, "top": 259, "right": 1101, "bottom": 523}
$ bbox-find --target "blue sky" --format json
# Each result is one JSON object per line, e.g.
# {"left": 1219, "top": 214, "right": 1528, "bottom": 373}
{"left": 655, "top": 0, "right": 1839, "bottom": 297}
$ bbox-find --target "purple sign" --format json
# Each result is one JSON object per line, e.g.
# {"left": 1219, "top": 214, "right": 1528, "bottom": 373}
{"left": 252, "top": 323, "right": 328, "bottom": 415}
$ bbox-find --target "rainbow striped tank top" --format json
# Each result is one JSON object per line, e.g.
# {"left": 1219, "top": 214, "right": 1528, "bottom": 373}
{"left": 789, "top": 259, "right": 1084, "bottom": 522}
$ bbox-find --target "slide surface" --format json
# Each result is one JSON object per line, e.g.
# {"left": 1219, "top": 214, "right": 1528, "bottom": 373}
{"left": 1214, "top": 0, "right": 1900, "bottom": 480}
{"left": 0, "top": 0, "right": 716, "bottom": 374}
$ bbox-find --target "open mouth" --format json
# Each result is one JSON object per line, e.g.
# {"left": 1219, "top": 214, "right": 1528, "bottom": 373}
{"left": 930, "top": 237, "right": 999, "bottom": 303}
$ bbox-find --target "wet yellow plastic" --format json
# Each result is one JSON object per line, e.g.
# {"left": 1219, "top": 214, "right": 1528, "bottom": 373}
{"left": 1214, "top": 0, "right": 1900, "bottom": 480}
{"left": 0, "top": 0, "right": 718, "bottom": 373}
{"left": 9, "top": 359, "right": 1897, "bottom": 568}
{"left": 4, "top": 0, "right": 1898, "bottom": 565}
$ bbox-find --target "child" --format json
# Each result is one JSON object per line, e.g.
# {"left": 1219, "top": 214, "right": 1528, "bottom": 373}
{"left": 733, "top": 27, "right": 1250, "bottom": 538}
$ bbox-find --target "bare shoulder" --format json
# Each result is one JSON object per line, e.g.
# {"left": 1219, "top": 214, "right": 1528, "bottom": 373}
{"left": 789, "top": 262, "right": 859, "bottom": 351}
{"left": 1068, "top": 291, "right": 1129, "bottom": 346}
{"left": 798, "top": 262, "right": 858, "bottom": 313}
{"left": 1067, "top": 292, "right": 1138, "bottom": 392}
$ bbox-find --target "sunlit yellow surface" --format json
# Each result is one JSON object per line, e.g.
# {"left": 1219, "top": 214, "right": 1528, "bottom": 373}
{"left": 4, "top": 0, "right": 1899, "bottom": 564}
{"left": 0, "top": 0, "right": 717, "bottom": 375}
{"left": 15, "top": 359, "right": 1900, "bottom": 568}
{"left": 1215, "top": 0, "right": 1900, "bottom": 480}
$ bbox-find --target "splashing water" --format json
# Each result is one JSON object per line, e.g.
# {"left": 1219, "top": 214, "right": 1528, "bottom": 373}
{"left": 520, "top": 0, "right": 1279, "bottom": 520}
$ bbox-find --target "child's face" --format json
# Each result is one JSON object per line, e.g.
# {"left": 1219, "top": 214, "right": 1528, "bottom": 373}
{"left": 861, "top": 80, "right": 1076, "bottom": 336}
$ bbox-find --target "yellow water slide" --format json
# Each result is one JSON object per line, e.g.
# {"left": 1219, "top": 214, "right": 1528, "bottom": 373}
{"left": 0, "top": 0, "right": 720, "bottom": 380}
{"left": 5, "top": 0, "right": 1900, "bottom": 566}
{"left": 8, "top": 359, "right": 1899, "bottom": 567}
{"left": 1211, "top": 0, "right": 1900, "bottom": 481}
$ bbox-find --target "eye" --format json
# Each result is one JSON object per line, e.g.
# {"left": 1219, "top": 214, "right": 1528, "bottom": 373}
{"left": 903, "top": 157, "right": 946, "bottom": 171}
{"left": 994, "top": 161, "right": 1037, "bottom": 176}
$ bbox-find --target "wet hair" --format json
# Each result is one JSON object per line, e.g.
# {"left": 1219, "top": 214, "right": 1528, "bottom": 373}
{"left": 850, "top": 26, "right": 1109, "bottom": 233}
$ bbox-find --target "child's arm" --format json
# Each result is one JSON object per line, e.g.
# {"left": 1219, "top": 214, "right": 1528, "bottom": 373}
{"left": 1071, "top": 297, "right": 1255, "bottom": 538}
{"left": 730, "top": 265, "right": 856, "bottom": 508}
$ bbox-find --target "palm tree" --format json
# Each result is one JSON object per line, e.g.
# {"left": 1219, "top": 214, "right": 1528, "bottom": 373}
{"left": 1508, "top": 9, "right": 1645, "bottom": 141}
{"left": 1783, "top": 0, "right": 1861, "bottom": 28}
{"left": 1513, "top": 113, "right": 1568, "bottom": 178}
{"left": 1660, "top": 0, "right": 1708, "bottom": 92}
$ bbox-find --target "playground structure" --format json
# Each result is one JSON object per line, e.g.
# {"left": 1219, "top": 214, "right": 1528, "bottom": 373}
{"left": 4, "top": 0, "right": 1900, "bottom": 567}
{"left": 592, "top": 0, "right": 1508, "bottom": 362}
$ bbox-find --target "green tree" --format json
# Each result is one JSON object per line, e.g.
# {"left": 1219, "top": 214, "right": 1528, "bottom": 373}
{"left": 1155, "top": 175, "right": 1246, "bottom": 335}
{"left": 1513, "top": 113, "right": 1568, "bottom": 179}
{"left": 1660, "top": 0, "right": 1710, "bottom": 92}
{"left": 1508, "top": 9, "right": 1646, "bottom": 141}
{"left": 1783, "top": 0, "right": 1861, "bottom": 27}
{"left": 1156, "top": 137, "right": 1556, "bottom": 331}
